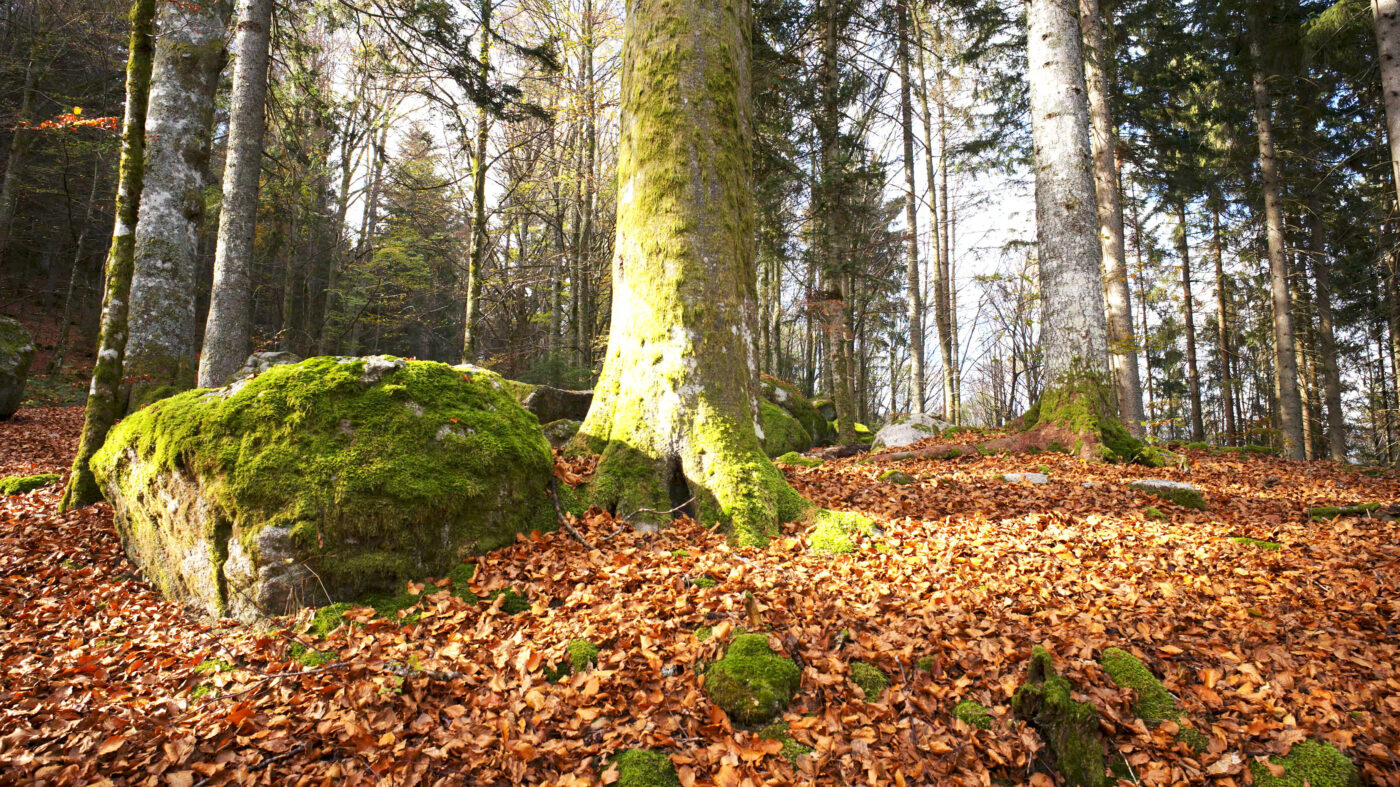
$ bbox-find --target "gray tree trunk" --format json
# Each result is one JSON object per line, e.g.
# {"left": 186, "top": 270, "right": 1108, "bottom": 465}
{"left": 1249, "top": 25, "right": 1306, "bottom": 459}
{"left": 1080, "top": 0, "right": 1144, "bottom": 435}
{"left": 913, "top": 9, "right": 953, "bottom": 423}
{"left": 199, "top": 0, "right": 274, "bottom": 387}
{"left": 1307, "top": 200, "right": 1346, "bottom": 460}
{"left": 1211, "top": 206, "right": 1238, "bottom": 446}
{"left": 124, "top": 0, "right": 233, "bottom": 407}
{"left": 1027, "top": 0, "right": 1110, "bottom": 385}
{"left": 462, "top": 0, "right": 493, "bottom": 363}
{"left": 897, "top": 0, "right": 925, "bottom": 414}
{"left": 60, "top": 0, "right": 157, "bottom": 511}
{"left": 1374, "top": 0, "right": 1400, "bottom": 208}
{"left": 0, "top": 61, "right": 36, "bottom": 268}
{"left": 1176, "top": 203, "right": 1204, "bottom": 441}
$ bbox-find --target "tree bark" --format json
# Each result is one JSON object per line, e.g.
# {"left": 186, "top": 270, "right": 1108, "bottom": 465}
{"left": 897, "top": 0, "right": 925, "bottom": 415}
{"left": 1249, "top": 23, "right": 1306, "bottom": 459}
{"left": 568, "top": 0, "right": 808, "bottom": 544}
{"left": 1211, "top": 206, "right": 1237, "bottom": 446}
{"left": 124, "top": 0, "right": 232, "bottom": 408}
{"left": 912, "top": 6, "right": 954, "bottom": 423}
{"left": 61, "top": 0, "right": 157, "bottom": 512}
{"left": 0, "top": 60, "right": 37, "bottom": 269}
{"left": 816, "top": 0, "right": 856, "bottom": 445}
{"left": 462, "top": 0, "right": 493, "bottom": 362}
{"left": 199, "top": 0, "right": 274, "bottom": 387}
{"left": 1374, "top": 0, "right": 1400, "bottom": 209}
{"left": 1176, "top": 203, "right": 1204, "bottom": 441}
{"left": 1080, "top": 0, "right": 1144, "bottom": 435}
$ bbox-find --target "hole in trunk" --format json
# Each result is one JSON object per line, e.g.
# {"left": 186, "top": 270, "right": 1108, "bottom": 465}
{"left": 667, "top": 456, "right": 694, "bottom": 518}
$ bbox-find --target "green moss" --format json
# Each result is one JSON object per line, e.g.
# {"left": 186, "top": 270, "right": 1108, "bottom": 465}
{"left": 1029, "top": 367, "right": 1161, "bottom": 466}
{"left": 916, "top": 656, "right": 934, "bottom": 673}
{"left": 878, "top": 470, "right": 916, "bottom": 485}
{"left": 704, "top": 633, "right": 801, "bottom": 725}
{"left": 0, "top": 474, "right": 61, "bottom": 495}
{"left": 289, "top": 642, "right": 337, "bottom": 667}
{"left": 568, "top": 638, "right": 600, "bottom": 673}
{"left": 1130, "top": 481, "right": 1207, "bottom": 511}
{"left": 609, "top": 749, "right": 680, "bottom": 787}
{"left": 849, "top": 661, "right": 888, "bottom": 701}
{"left": 1175, "top": 726, "right": 1209, "bottom": 754}
{"left": 808, "top": 509, "right": 876, "bottom": 554}
{"left": 1099, "top": 648, "right": 1179, "bottom": 724}
{"left": 1231, "top": 536, "right": 1283, "bottom": 550}
{"left": 760, "top": 400, "right": 813, "bottom": 458}
{"left": 757, "top": 720, "right": 813, "bottom": 765}
{"left": 952, "top": 700, "right": 993, "bottom": 730}
{"left": 1247, "top": 741, "right": 1361, "bottom": 787}
{"left": 1308, "top": 503, "right": 1381, "bottom": 521}
{"left": 190, "top": 684, "right": 216, "bottom": 700}
{"left": 1144, "top": 507, "right": 1167, "bottom": 520}
{"left": 1012, "top": 646, "right": 1109, "bottom": 787}
{"left": 307, "top": 602, "right": 356, "bottom": 637}
{"left": 762, "top": 376, "right": 832, "bottom": 446}
{"left": 695, "top": 625, "right": 714, "bottom": 642}
{"left": 693, "top": 576, "right": 719, "bottom": 589}
{"left": 193, "top": 658, "right": 233, "bottom": 675}
{"left": 448, "top": 562, "right": 478, "bottom": 602}
{"left": 775, "top": 452, "right": 824, "bottom": 468}
{"left": 1242, "top": 444, "right": 1278, "bottom": 455}
{"left": 90, "top": 358, "right": 555, "bottom": 611}
{"left": 487, "top": 587, "right": 530, "bottom": 614}
{"left": 1184, "top": 441, "right": 1211, "bottom": 451}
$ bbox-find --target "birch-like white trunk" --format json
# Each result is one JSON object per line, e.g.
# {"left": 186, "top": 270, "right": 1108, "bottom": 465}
{"left": 125, "top": 0, "right": 233, "bottom": 406}
{"left": 1079, "top": 0, "right": 1143, "bottom": 434}
{"left": 1375, "top": 0, "right": 1400, "bottom": 207}
{"left": 199, "top": 0, "right": 274, "bottom": 387}
{"left": 897, "top": 0, "right": 925, "bottom": 414}
{"left": 1027, "top": 0, "right": 1110, "bottom": 385}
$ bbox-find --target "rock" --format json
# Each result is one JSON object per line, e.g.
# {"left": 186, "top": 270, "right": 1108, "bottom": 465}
{"left": 1003, "top": 472, "right": 1050, "bottom": 485}
{"left": 761, "top": 376, "right": 832, "bottom": 446}
{"left": 704, "top": 633, "right": 801, "bottom": 725}
{"left": 878, "top": 469, "right": 916, "bottom": 485}
{"left": 1248, "top": 741, "right": 1360, "bottom": 787}
{"left": 609, "top": 749, "right": 681, "bottom": 787}
{"left": 522, "top": 385, "right": 593, "bottom": 424}
{"left": 0, "top": 473, "right": 61, "bottom": 495}
{"left": 1012, "top": 646, "right": 1110, "bottom": 787}
{"left": 542, "top": 418, "right": 582, "bottom": 448}
{"left": 1129, "top": 479, "right": 1207, "bottom": 511}
{"left": 811, "top": 397, "right": 837, "bottom": 423}
{"left": 759, "top": 400, "right": 813, "bottom": 457}
{"left": 92, "top": 356, "right": 555, "bottom": 622}
{"left": 872, "top": 413, "right": 953, "bottom": 450}
{"left": 0, "top": 316, "right": 35, "bottom": 419}
{"left": 227, "top": 351, "right": 302, "bottom": 384}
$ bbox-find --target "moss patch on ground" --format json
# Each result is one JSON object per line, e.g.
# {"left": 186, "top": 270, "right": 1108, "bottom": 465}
{"left": 1309, "top": 503, "right": 1381, "bottom": 521}
{"left": 1130, "top": 481, "right": 1207, "bottom": 511}
{"left": 0, "top": 473, "right": 60, "bottom": 495}
{"left": 609, "top": 749, "right": 680, "bottom": 787}
{"left": 758, "top": 720, "right": 812, "bottom": 765}
{"left": 1231, "top": 536, "right": 1283, "bottom": 550}
{"left": 692, "top": 575, "right": 719, "bottom": 589}
{"left": 775, "top": 451, "right": 824, "bottom": 468}
{"left": 1144, "top": 507, "right": 1167, "bottom": 520}
{"left": 704, "top": 633, "right": 801, "bottom": 725}
{"left": 1099, "top": 648, "right": 1207, "bottom": 752}
{"left": 808, "top": 509, "right": 877, "bottom": 554}
{"left": 1012, "top": 646, "right": 1109, "bottom": 787}
{"left": 850, "top": 661, "right": 889, "bottom": 701}
{"left": 1247, "top": 741, "right": 1361, "bottom": 787}
{"left": 953, "top": 699, "right": 993, "bottom": 729}
{"left": 878, "top": 469, "right": 916, "bottom": 485}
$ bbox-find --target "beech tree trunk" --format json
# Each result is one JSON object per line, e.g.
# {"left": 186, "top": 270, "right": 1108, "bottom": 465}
{"left": 1176, "top": 203, "right": 1204, "bottom": 442}
{"left": 1306, "top": 201, "right": 1346, "bottom": 460}
{"left": 0, "top": 61, "right": 36, "bottom": 268}
{"left": 1374, "top": 0, "right": 1400, "bottom": 208}
{"left": 1080, "top": 0, "right": 1144, "bottom": 435}
{"left": 1027, "top": 0, "right": 1110, "bottom": 384}
{"left": 569, "top": 0, "right": 808, "bottom": 544}
{"left": 124, "top": 0, "right": 233, "bottom": 408}
{"left": 1211, "top": 206, "right": 1238, "bottom": 446}
{"left": 199, "top": 0, "right": 274, "bottom": 387}
{"left": 462, "top": 0, "right": 493, "bottom": 362}
{"left": 897, "top": 0, "right": 925, "bottom": 414}
{"left": 60, "top": 0, "right": 157, "bottom": 512}
{"left": 1249, "top": 24, "right": 1306, "bottom": 460}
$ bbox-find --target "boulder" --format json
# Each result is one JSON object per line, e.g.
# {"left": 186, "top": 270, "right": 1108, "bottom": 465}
{"left": 92, "top": 356, "right": 556, "bottom": 621}
{"left": 1129, "top": 479, "right": 1206, "bottom": 510}
{"left": 522, "top": 385, "right": 593, "bottom": 424}
{"left": 227, "top": 351, "right": 302, "bottom": 384}
{"left": 761, "top": 376, "right": 832, "bottom": 446}
{"left": 543, "top": 418, "right": 582, "bottom": 448}
{"left": 0, "top": 316, "right": 35, "bottom": 419}
{"left": 872, "top": 412, "right": 953, "bottom": 450}
{"left": 811, "top": 397, "right": 837, "bottom": 423}
{"left": 759, "top": 400, "right": 813, "bottom": 457}
{"left": 1003, "top": 472, "right": 1050, "bottom": 485}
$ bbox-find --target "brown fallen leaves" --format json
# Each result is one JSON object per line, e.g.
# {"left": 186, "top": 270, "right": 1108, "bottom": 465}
{"left": 1, "top": 408, "right": 1398, "bottom": 786}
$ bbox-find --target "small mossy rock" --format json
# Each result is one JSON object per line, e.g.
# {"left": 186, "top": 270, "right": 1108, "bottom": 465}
{"left": 227, "top": 351, "right": 302, "bottom": 384}
{"left": 872, "top": 413, "right": 952, "bottom": 450}
{"left": 878, "top": 469, "right": 917, "bottom": 485}
{"left": 850, "top": 661, "right": 889, "bottom": 701}
{"left": 1247, "top": 741, "right": 1361, "bottom": 787}
{"left": 1129, "top": 479, "right": 1206, "bottom": 511}
{"left": 761, "top": 376, "right": 832, "bottom": 446}
{"left": 609, "top": 749, "right": 680, "bottom": 787}
{"left": 808, "top": 509, "right": 877, "bottom": 554}
{"left": 759, "top": 400, "right": 813, "bottom": 458}
{"left": 1231, "top": 536, "right": 1283, "bottom": 550}
{"left": 1003, "top": 472, "right": 1050, "bottom": 485}
{"left": 543, "top": 418, "right": 583, "bottom": 448}
{"left": 1308, "top": 503, "right": 1380, "bottom": 521}
{"left": 0, "top": 316, "right": 35, "bottom": 419}
{"left": 775, "top": 451, "right": 824, "bottom": 468}
{"left": 91, "top": 356, "right": 556, "bottom": 621}
{"left": 703, "top": 633, "right": 801, "bottom": 725}
{"left": 692, "top": 575, "right": 719, "bottom": 589}
{"left": 811, "top": 397, "right": 837, "bottom": 423}
{"left": 522, "top": 385, "right": 593, "bottom": 424}
{"left": 0, "top": 473, "right": 61, "bottom": 495}
{"left": 952, "top": 699, "right": 994, "bottom": 730}
{"left": 758, "top": 720, "right": 813, "bottom": 765}
{"left": 1012, "top": 646, "right": 1110, "bottom": 787}
{"left": 567, "top": 638, "right": 599, "bottom": 673}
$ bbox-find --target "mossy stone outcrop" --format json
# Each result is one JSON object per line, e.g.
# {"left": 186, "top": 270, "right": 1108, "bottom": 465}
{"left": 1012, "top": 646, "right": 1110, "bottom": 787}
{"left": 761, "top": 376, "right": 832, "bottom": 446}
{"left": 0, "top": 316, "right": 35, "bottom": 419}
{"left": 1248, "top": 741, "right": 1361, "bottom": 787}
{"left": 0, "top": 474, "right": 61, "bottom": 495}
{"left": 704, "top": 633, "right": 801, "bottom": 726}
{"left": 760, "top": 400, "right": 813, "bottom": 458}
{"left": 872, "top": 413, "right": 951, "bottom": 450}
{"left": 1130, "top": 479, "right": 1207, "bottom": 511}
{"left": 609, "top": 749, "right": 680, "bottom": 787}
{"left": 91, "top": 356, "right": 556, "bottom": 621}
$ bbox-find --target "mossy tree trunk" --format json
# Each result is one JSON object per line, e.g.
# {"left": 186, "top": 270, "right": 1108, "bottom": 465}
{"left": 461, "top": 0, "right": 492, "bottom": 363}
{"left": 124, "top": 0, "right": 233, "bottom": 408}
{"left": 60, "top": 0, "right": 157, "bottom": 512}
{"left": 568, "top": 0, "right": 809, "bottom": 545}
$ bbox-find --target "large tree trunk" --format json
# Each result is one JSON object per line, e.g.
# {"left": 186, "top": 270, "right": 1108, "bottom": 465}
{"left": 912, "top": 7, "right": 953, "bottom": 423}
{"left": 1176, "top": 203, "right": 1205, "bottom": 442}
{"left": 1374, "top": 0, "right": 1400, "bottom": 208}
{"left": 124, "top": 0, "right": 232, "bottom": 408}
{"left": 816, "top": 0, "right": 856, "bottom": 445}
{"left": 1079, "top": 0, "right": 1144, "bottom": 436}
{"left": 568, "top": 0, "right": 809, "bottom": 545}
{"left": 0, "top": 61, "right": 37, "bottom": 269}
{"left": 1308, "top": 204, "right": 1345, "bottom": 460}
{"left": 60, "top": 0, "right": 157, "bottom": 512}
{"left": 1249, "top": 24, "right": 1306, "bottom": 459}
{"left": 897, "top": 0, "right": 925, "bottom": 415}
{"left": 199, "top": 0, "right": 274, "bottom": 387}
{"left": 462, "top": 0, "right": 493, "bottom": 363}
{"left": 1211, "top": 205, "right": 1238, "bottom": 446}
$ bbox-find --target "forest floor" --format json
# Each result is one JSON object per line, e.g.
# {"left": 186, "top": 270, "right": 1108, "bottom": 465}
{"left": 1, "top": 405, "right": 1399, "bottom": 786}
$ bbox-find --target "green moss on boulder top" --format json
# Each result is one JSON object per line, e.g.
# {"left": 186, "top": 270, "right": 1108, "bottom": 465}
{"left": 609, "top": 749, "right": 680, "bottom": 787}
{"left": 760, "top": 400, "right": 813, "bottom": 458}
{"left": 704, "top": 633, "right": 801, "bottom": 725}
{"left": 0, "top": 473, "right": 61, "bottom": 495}
{"left": 762, "top": 376, "right": 832, "bottom": 446}
{"left": 91, "top": 356, "right": 556, "bottom": 621}
{"left": 0, "top": 315, "right": 35, "bottom": 419}
{"left": 878, "top": 469, "right": 917, "bottom": 485}
{"left": 1309, "top": 503, "right": 1380, "bottom": 521}
{"left": 1247, "top": 741, "right": 1361, "bottom": 787}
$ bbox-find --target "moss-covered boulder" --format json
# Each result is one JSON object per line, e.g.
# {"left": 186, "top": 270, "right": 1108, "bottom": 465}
{"left": 0, "top": 316, "right": 35, "bottom": 419}
{"left": 760, "top": 400, "right": 813, "bottom": 458}
{"left": 704, "top": 633, "right": 801, "bottom": 725}
{"left": 1248, "top": 741, "right": 1361, "bottom": 787}
{"left": 761, "top": 376, "right": 832, "bottom": 446}
{"left": 227, "top": 351, "right": 302, "bottom": 384}
{"left": 872, "top": 413, "right": 951, "bottom": 450}
{"left": 0, "top": 473, "right": 61, "bottom": 495}
{"left": 1012, "top": 646, "right": 1110, "bottom": 787}
{"left": 523, "top": 385, "right": 593, "bottom": 424}
{"left": 543, "top": 418, "right": 582, "bottom": 448}
{"left": 1129, "top": 479, "right": 1207, "bottom": 511}
{"left": 91, "top": 356, "right": 556, "bottom": 621}
{"left": 609, "top": 749, "right": 680, "bottom": 787}
{"left": 1099, "top": 647, "right": 1207, "bottom": 752}
{"left": 878, "top": 469, "right": 916, "bottom": 485}
{"left": 811, "top": 397, "right": 837, "bottom": 424}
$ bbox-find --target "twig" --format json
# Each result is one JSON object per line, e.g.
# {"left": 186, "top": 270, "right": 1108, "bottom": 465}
{"left": 623, "top": 496, "right": 695, "bottom": 525}
{"left": 548, "top": 478, "right": 597, "bottom": 550}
